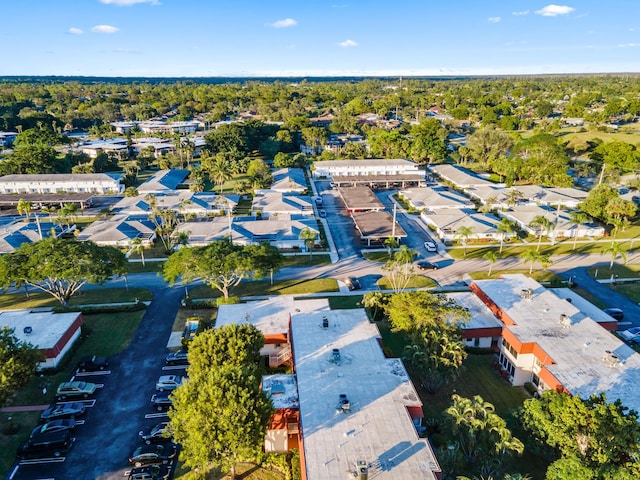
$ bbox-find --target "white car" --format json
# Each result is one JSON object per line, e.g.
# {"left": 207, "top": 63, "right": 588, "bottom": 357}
{"left": 619, "top": 327, "right": 640, "bottom": 343}
{"left": 155, "top": 375, "right": 183, "bottom": 392}
{"left": 424, "top": 241, "right": 437, "bottom": 252}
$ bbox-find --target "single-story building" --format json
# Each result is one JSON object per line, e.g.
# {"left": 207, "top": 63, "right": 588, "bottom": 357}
{"left": 429, "top": 164, "right": 495, "bottom": 189}
{"left": 0, "top": 173, "right": 124, "bottom": 195}
{"left": 0, "top": 221, "right": 67, "bottom": 254}
{"left": 251, "top": 192, "right": 314, "bottom": 217}
{"left": 420, "top": 209, "right": 504, "bottom": 243}
{"left": 137, "top": 169, "right": 190, "bottom": 194}
{"left": 112, "top": 192, "right": 238, "bottom": 217}
{"left": 0, "top": 310, "right": 84, "bottom": 370}
{"left": 498, "top": 205, "right": 604, "bottom": 239}
{"left": 261, "top": 168, "right": 307, "bottom": 194}
{"left": 76, "top": 215, "right": 156, "bottom": 247}
{"left": 399, "top": 187, "right": 475, "bottom": 211}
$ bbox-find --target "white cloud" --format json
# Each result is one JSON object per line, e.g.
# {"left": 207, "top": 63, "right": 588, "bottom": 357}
{"left": 535, "top": 5, "right": 575, "bottom": 16}
{"left": 338, "top": 39, "right": 358, "bottom": 47}
{"left": 618, "top": 43, "right": 640, "bottom": 48}
{"left": 99, "top": 0, "right": 159, "bottom": 5}
{"left": 512, "top": 10, "right": 530, "bottom": 16}
{"left": 68, "top": 27, "right": 84, "bottom": 35}
{"left": 266, "top": 18, "right": 297, "bottom": 28}
{"left": 91, "top": 25, "right": 120, "bottom": 34}
{"left": 488, "top": 17, "right": 501, "bottom": 23}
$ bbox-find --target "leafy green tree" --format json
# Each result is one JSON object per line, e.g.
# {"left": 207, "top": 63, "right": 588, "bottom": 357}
{"left": 509, "top": 134, "right": 573, "bottom": 187}
{"left": 466, "top": 126, "right": 514, "bottom": 170}
{"left": 605, "top": 197, "right": 636, "bottom": 238}
{"left": 519, "top": 391, "right": 640, "bottom": 478}
{"left": 362, "top": 291, "right": 388, "bottom": 321}
{"left": 0, "top": 238, "right": 127, "bottom": 307}
{"left": 580, "top": 184, "right": 619, "bottom": 222}
{"left": 519, "top": 249, "right": 552, "bottom": 275}
{"left": 187, "top": 324, "right": 264, "bottom": 374}
{"left": 384, "top": 290, "right": 469, "bottom": 337}
{"left": 247, "top": 158, "right": 272, "bottom": 189}
{"left": 0, "top": 326, "right": 43, "bottom": 405}
{"left": 446, "top": 394, "right": 524, "bottom": 477}
{"left": 592, "top": 141, "right": 640, "bottom": 173}
{"left": 383, "top": 235, "right": 400, "bottom": 258}
{"left": 169, "top": 364, "right": 274, "bottom": 480}
{"left": 409, "top": 118, "right": 447, "bottom": 164}
{"left": 163, "top": 240, "right": 283, "bottom": 300}
{"left": 273, "top": 152, "right": 294, "bottom": 168}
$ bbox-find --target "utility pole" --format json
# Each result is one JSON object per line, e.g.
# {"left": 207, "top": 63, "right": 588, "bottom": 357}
{"left": 392, "top": 203, "right": 397, "bottom": 239}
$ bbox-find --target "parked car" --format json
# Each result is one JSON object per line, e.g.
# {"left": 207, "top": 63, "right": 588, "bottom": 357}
{"left": 40, "top": 402, "right": 85, "bottom": 422}
{"left": 17, "top": 430, "right": 73, "bottom": 459}
{"left": 424, "top": 241, "right": 437, "bottom": 252}
{"left": 344, "top": 277, "right": 361, "bottom": 291}
{"left": 128, "top": 443, "right": 177, "bottom": 467}
{"left": 56, "top": 381, "right": 97, "bottom": 400}
{"left": 151, "top": 392, "right": 173, "bottom": 411}
{"left": 165, "top": 349, "right": 189, "bottom": 366}
{"left": 155, "top": 375, "right": 183, "bottom": 392}
{"left": 620, "top": 327, "right": 640, "bottom": 343}
{"left": 30, "top": 419, "right": 76, "bottom": 439}
{"left": 140, "top": 422, "right": 172, "bottom": 444}
{"left": 76, "top": 355, "right": 109, "bottom": 372}
{"left": 319, "top": 209, "right": 327, "bottom": 218}
{"left": 128, "top": 465, "right": 170, "bottom": 480}
{"left": 604, "top": 308, "right": 624, "bottom": 321}
{"left": 417, "top": 261, "right": 438, "bottom": 271}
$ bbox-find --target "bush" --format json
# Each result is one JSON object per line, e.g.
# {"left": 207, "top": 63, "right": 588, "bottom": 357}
{"left": 183, "top": 298, "right": 217, "bottom": 309}
{"left": 216, "top": 296, "right": 240, "bottom": 306}
{"left": 524, "top": 381, "right": 537, "bottom": 396}
{"left": 53, "top": 302, "right": 147, "bottom": 314}
{"left": 260, "top": 452, "right": 291, "bottom": 480}
{"left": 291, "top": 449, "right": 301, "bottom": 480}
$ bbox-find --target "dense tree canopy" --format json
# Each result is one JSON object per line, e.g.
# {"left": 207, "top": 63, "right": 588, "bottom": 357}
{"left": 0, "top": 327, "right": 43, "bottom": 405}
{"left": 0, "top": 238, "right": 127, "bottom": 307}
{"left": 163, "top": 240, "right": 283, "bottom": 299}
{"left": 519, "top": 391, "right": 640, "bottom": 479}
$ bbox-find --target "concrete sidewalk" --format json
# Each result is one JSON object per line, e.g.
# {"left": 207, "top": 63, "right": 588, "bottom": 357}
{"left": 1, "top": 404, "right": 49, "bottom": 413}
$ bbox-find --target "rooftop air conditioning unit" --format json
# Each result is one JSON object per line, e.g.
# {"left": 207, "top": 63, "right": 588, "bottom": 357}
{"left": 356, "top": 460, "right": 368, "bottom": 480}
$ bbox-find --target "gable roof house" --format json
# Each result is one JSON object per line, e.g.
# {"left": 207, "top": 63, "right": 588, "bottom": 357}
{"left": 112, "top": 192, "right": 238, "bottom": 217}
{"left": 399, "top": 186, "right": 475, "bottom": 211}
{"left": 251, "top": 192, "right": 313, "bottom": 217}
{"left": 76, "top": 214, "right": 156, "bottom": 247}
{"left": 428, "top": 164, "right": 495, "bottom": 189}
{"left": 498, "top": 205, "right": 604, "bottom": 239}
{"left": 263, "top": 168, "right": 307, "bottom": 194}
{"left": 0, "top": 221, "right": 66, "bottom": 254}
{"left": 420, "top": 209, "right": 504, "bottom": 243}
{"left": 137, "top": 169, "right": 190, "bottom": 194}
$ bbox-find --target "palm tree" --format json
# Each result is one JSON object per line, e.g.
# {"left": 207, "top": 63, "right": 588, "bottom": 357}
{"left": 569, "top": 211, "right": 589, "bottom": 250}
{"left": 455, "top": 226, "right": 474, "bottom": 257}
{"left": 299, "top": 228, "right": 317, "bottom": 262}
{"left": 505, "top": 189, "right": 523, "bottom": 208}
{"left": 17, "top": 198, "right": 43, "bottom": 239}
{"left": 520, "top": 249, "right": 540, "bottom": 275}
{"left": 383, "top": 236, "right": 399, "bottom": 258}
{"left": 602, "top": 241, "right": 628, "bottom": 269}
{"left": 129, "top": 237, "right": 146, "bottom": 267}
{"left": 528, "top": 215, "right": 552, "bottom": 251}
{"left": 496, "top": 218, "right": 514, "bottom": 254}
{"left": 483, "top": 251, "right": 498, "bottom": 276}
{"left": 207, "top": 155, "right": 232, "bottom": 193}
{"left": 362, "top": 292, "right": 387, "bottom": 321}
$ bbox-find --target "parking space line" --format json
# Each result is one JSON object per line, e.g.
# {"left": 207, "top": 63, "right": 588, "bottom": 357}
{"left": 162, "top": 365, "right": 186, "bottom": 371}
{"left": 19, "top": 457, "right": 66, "bottom": 465}
{"left": 145, "top": 412, "right": 169, "bottom": 419}
{"left": 75, "top": 370, "right": 111, "bottom": 377}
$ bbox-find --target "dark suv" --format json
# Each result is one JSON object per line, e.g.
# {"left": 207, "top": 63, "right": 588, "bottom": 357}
{"left": 17, "top": 430, "right": 73, "bottom": 459}
{"left": 151, "top": 392, "right": 173, "bottom": 412}
{"left": 604, "top": 308, "right": 624, "bottom": 321}
{"left": 76, "top": 355, "right": 109, "bottom": 372}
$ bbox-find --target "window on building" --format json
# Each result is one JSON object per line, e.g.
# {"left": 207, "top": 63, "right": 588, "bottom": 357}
{"left": 502, "top": 338, "right": 518, "bottom": 359}
{"left": 474, "top": 338, "right": 480, "bottom": 347}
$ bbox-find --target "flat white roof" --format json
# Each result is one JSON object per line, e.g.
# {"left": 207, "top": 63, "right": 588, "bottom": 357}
{"left": 0, "top": 310, "right": 81, "bottom": 350}
{"left": 262, "top": 374, "right": 298, "bottom": 409}
{"left": 447, "top": 292, "right": 503, "bottom": 330}
{"left": 474, "top": 275, "right": 640, "bottom": 411}
{"left": 216, "top": 297, "right": 330, "bottom": 336}
{"left": 291, "top": 309, "right": 440, "bottom": 480}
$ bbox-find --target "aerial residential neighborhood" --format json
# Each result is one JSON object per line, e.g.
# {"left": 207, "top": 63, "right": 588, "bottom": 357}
{"left": 2, "top": 2, "right": 640, "bottom": 480}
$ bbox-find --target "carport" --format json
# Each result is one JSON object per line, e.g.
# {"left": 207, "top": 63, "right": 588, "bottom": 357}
{"left": 351, "top": 210, "right": 407, "bottom": 246}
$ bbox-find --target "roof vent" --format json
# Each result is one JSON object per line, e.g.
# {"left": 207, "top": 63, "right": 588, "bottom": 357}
{"left": 23, "top": 326, "right": 33, "bottom": 335}
{"left": 356, "top": 460, "right": 368, "bottom": 480}
{"left": 603, "top": 350, "right": 620, "bottom": 367}
{"left": 338, "top": 394, "right": 350, "bottom": 412}
{"left": 559, "top": 314, "right": 571, "bottom": 328}
{"left": 520, "top": 288, "right": 534, "bottom": 300}
{"left": 322, "top": 316, "right": 329, "bottom": 329}
{"left": 332, "top": 348, "right": 341, "bottom": 365}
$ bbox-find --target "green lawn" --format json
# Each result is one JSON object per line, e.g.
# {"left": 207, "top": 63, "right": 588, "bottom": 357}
{"left": 327, "top": 295, "right": 364, "bottom": 310}
{"left": 611, "top": 283, "right": 640, "bottom": 303}
{"left": 174, "top": 461, "right": 285, "bottom": 480}
{"left": 376, "top": 275, "right": 437, "bottom": 290}
{"left": 281, "top": 254, "right": 331, "bottom": 267}
{"left": 447, "top": 240, "right": 627, "bottom": 260}
{"left": 0, "top": 412, "right": 40, "bottom": 476}
{"left": 189, "top": 278, "right": 339, "bottom": 299}
{"left": 0, "top": 287, "right": 152, "bottom": 310}
{"left": 127, "top": 261, "right": 165, "bottom": 274}
{"left": 362, "top": 251, "right": 391, "bottom": 262}
{"left": 468, "top": 269, "right": 565, "bottom": 286}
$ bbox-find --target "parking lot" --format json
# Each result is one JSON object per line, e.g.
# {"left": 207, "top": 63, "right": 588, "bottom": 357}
{"left": 7, "top": 286, "right": 184, "bottom": 480}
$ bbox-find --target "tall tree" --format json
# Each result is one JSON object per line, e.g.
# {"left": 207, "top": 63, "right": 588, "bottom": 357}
{"left": 383, "top": 235, "right": 400, "bottom": 258}
{"left": 455, "top": 226, "right": 474, "bottom": 256}
{"left": 528, "top": 215, "right": 553, "bottom": 251}
{"left": 483, "top": 250, "right": 498, "bottom": 276}
{"left": 602, "top": 241, "right": 628, "bottom": 269}
{"left": 569, "top": 211, "right": 589, "bottom": 250}
{"left": 169, "top": 364, "right": 274, "bottom": 480}
{"left": 128, "top": 237, "right": 146, "bottom": 267}
{"left": 497, "top": 217, "right": 515, "bottom": 254}
{"left": 0, "top": 326, "right": 43, "bottom": 405}
{"left": 17, "top": 198, "right": 42, "bottom": 239}
{"left": 519, "top": 249, "right": 552, "bottom": 275}
{"left": 0, "top": 238, "right": 127, "bottom": 307}
{"left": 163, "top": 240, "right": 283, "bottom": 300}
{"left": 382, "top": 245, "right": 418, "bottom": 293}
{"left": 298, "top": 228, "right": 317, "bottom": 262}
{"left": 579, "top": 184, "right": 619, "bottom": 222}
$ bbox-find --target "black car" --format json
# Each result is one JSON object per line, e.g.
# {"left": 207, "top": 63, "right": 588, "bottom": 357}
{"left": 151, "top": 392, "right": 173, "bottom": 412}
{"left": 417, "top": 261, "right": 438, "bottom": 271}
{"left": 77, "top": 355, "right": 109, "bottom": 372}
{"left": 128, "top": 465, "right": 170, "bottom": 480}
{"left": 17, "top": 430, "right": 73, "bottom": 459}
{"left": 40, "top": 402, "right": 85, "bottom": 422}
{"left": 30, "top": 419, "right": 76, "bottom": 439}
{"left": 129, "top": 443, "right": 177, "bottom": 467}
{"left": 604, "top": 308, "right": 624, "bottom": 321}
{"left": 141, "top": 422, "right": 172, "bottom": 444}
{"left": 165, "top": 349, "right": 189, "bottom": 366}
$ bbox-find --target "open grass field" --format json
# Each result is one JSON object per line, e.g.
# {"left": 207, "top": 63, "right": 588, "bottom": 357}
{"left": 281, "top": 254, "right": 331, "bottom": 267}
{"left": 189, "top": 278, "right": 339, "bottom": 299}
{"left": 174, "top": 461, "right": 285, "bottom": 480}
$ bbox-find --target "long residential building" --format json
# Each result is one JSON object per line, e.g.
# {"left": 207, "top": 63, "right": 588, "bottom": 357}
{"left": 0, "top": 173, "right": 123, "bottom": 194}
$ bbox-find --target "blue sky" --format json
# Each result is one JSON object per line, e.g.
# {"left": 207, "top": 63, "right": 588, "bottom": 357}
{"left": 1, "top": 0, "right": 639, "bottom": 77}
